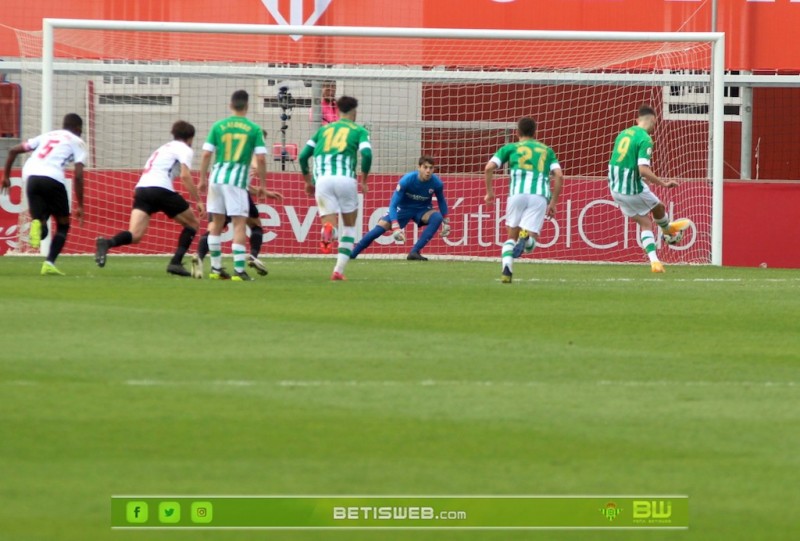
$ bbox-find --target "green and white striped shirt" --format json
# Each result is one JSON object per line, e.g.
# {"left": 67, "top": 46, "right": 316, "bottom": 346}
{"left": 203, "top": 116, "right": 266, "bottom": 189}
{"left": 304, "top": 119, "right": 371, "bottom": 179}
{"left": 490, "top": 140, "right": 560, "bottom": 199}
{"left": 608, "top": 126, "right": 653, "bottom": 195}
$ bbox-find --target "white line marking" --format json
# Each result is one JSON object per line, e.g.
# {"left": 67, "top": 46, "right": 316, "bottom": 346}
{"left": 5, "top": 379, "right": 794, "bottom": 388}
{"left": 523, "top": 277, "right": 800, "bottom": 283}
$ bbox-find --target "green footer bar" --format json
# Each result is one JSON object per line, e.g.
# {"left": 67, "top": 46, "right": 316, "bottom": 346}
{"left": 111, "top": 495, "right": 688, "bottom": 530}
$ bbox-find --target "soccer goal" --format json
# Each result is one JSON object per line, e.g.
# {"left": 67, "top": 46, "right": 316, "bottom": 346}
{"left": 10, "top": 19, "right": 724, "bottom": 264}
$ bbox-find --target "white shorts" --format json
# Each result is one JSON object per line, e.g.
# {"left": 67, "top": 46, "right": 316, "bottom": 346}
{"left": 207, "top": 183, "right": 249, "bottom": 217}
{"left": 505, "top": 193, "right": 548, "bottom": 233}
{"left": 315, "top": 175, "right": 358, "bottom": 216}
{"left": 611, "top": 186, "right": 661, "bottom": 217}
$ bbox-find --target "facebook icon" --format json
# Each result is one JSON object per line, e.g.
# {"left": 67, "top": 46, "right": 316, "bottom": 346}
{"left": 126, "top": 501, "right": 148, "bottom": 523}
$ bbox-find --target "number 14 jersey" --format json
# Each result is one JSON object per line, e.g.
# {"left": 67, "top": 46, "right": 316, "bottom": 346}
{"left": 305, "top": 119, "right": 371, "bottom": 180}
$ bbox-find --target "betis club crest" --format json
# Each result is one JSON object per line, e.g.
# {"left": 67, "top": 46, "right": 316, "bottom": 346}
{"left": 261, "top": 0, "right": 334, "bottom": 39}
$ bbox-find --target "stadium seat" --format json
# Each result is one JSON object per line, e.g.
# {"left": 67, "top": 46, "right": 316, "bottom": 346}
{"left": 0, "top": 83, "right": 21, "bottom": 138}
{"left": 272, "top": 143, "right": 298, "bottom": 162}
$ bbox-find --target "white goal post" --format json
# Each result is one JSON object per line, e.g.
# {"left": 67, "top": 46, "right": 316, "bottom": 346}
{"left": 18, "top": 19, "right": 724, "bottom": 264}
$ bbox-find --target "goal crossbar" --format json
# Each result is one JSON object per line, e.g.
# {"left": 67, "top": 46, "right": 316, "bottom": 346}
{"left": 43, "top": 18, "right": 723, "bottom": 42}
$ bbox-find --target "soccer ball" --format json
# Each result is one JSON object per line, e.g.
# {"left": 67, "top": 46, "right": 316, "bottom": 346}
{"left": 663, "top": 232, "right": 683, "bottom": 245}
{"left": 663, "top": 218, "right": 693, "bottom": 245}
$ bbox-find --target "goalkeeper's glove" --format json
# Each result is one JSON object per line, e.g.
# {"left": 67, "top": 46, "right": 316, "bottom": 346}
{"left": 391, "top": 221, "right": 405, "bottom": 243}
{"left": 440, "top": 217, "right": 451, "bottom": 238}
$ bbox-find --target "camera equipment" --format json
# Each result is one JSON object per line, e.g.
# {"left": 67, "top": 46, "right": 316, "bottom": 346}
{"left": 277, "top": 86, "right": 294, "bottom": 171}
{"left": 277, "top": 86, "right": 293, "bottom": 119}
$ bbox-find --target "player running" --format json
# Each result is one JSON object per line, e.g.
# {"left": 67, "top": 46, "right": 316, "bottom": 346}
{"left": 299, "top": 95, "right": 372, "bottom": 280}
{"left": 94, "top": 120, "right": 203, "bottom": 276}
{"left": 485, "top": 116, "right": 563, "bottom": 284}
{"left": 1, "top": 113, "right": 86, "bottom": 275}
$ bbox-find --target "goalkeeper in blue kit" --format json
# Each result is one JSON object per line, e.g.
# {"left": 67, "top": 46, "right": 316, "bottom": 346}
{"left": 351, "top": 155, "right": 449, "bottom": 261}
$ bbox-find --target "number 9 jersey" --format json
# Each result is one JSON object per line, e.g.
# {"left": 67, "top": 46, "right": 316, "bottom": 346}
{"left": 608, "top": 125, "right": 653, "bottom": 195}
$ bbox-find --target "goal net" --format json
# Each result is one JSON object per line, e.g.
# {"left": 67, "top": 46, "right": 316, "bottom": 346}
{"left": 10, "top": 22, "right": 722, "bottom": 263}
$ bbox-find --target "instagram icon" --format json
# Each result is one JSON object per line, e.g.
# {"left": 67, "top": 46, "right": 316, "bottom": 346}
{"left": 191, "top": 502, "right": 213, "bottom": 524}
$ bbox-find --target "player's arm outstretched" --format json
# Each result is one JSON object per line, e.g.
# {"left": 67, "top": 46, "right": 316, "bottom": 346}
{"left": 638, "top": 139, "right": 677, "bottom": 189}
{"left": 639, "top": 164, "right": 679, "bottom": 189}
{"left": 1, "top": 142, "right": 30, "bottom": 193}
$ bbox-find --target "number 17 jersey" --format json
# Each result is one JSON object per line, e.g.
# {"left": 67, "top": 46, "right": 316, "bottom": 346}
{"left": 203, "top": 115, "right": 266, "bottom": 189}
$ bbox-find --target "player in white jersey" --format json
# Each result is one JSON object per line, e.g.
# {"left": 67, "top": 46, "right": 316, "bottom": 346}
{"left": 94, "top": 121, "right": 204, "bottom": 276}
{"left": 1, "top": 113, "right": 86, "bottom": 275}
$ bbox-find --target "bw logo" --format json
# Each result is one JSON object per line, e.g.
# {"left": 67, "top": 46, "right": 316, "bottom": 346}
{"left": 633, "top": 500, "right": 672, "bottom": 521}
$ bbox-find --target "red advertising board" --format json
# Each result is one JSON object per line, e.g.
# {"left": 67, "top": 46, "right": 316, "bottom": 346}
{"left": 0, "top": 179, "right": 24, "bottom": 254}
{"left": 722, "top": 181, "right": 800, "bottom": 268}
{"left": 1, "top": 171, "right": 711, "bottom": 265}
{"left": 4, "top": 171, "right": 799, "bottom": 268}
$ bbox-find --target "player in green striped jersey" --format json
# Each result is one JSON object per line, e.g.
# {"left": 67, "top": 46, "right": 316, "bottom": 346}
{"left": 299, "top": 96, "right": 372, "bottom": 281}
{"left": 199, "top": 90, "right": 282, "bottom": 281}
{"left": 485, "top": 117, "right": 563, "bottom": 284}
{"left": 608, "top": 105, "right": 691, "bottom": 273}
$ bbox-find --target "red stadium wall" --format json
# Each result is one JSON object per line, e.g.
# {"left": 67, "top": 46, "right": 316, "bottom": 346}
{"left": 721, "top": 86, "right": 800, "bottom": 181}
{"left": 722, "top": 182, "right": 800, "bottom": 269}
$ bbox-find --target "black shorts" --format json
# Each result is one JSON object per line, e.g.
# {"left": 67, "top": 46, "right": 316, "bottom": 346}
{"left": 26, "top": 175, "right": 70, "bottom": 219}
{"left": 248, "top": 194, "right": 258, "bottom": 219}
{"left": 220, "top": 194, "right": 259, "bottom": 226}
{"left": 133, "top": 187, "right": 190, "bottom": 218}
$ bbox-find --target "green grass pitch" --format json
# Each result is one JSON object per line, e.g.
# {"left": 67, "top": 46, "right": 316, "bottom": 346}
{"left": 1, "top": 256, "right": 798, "bottom": 540}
